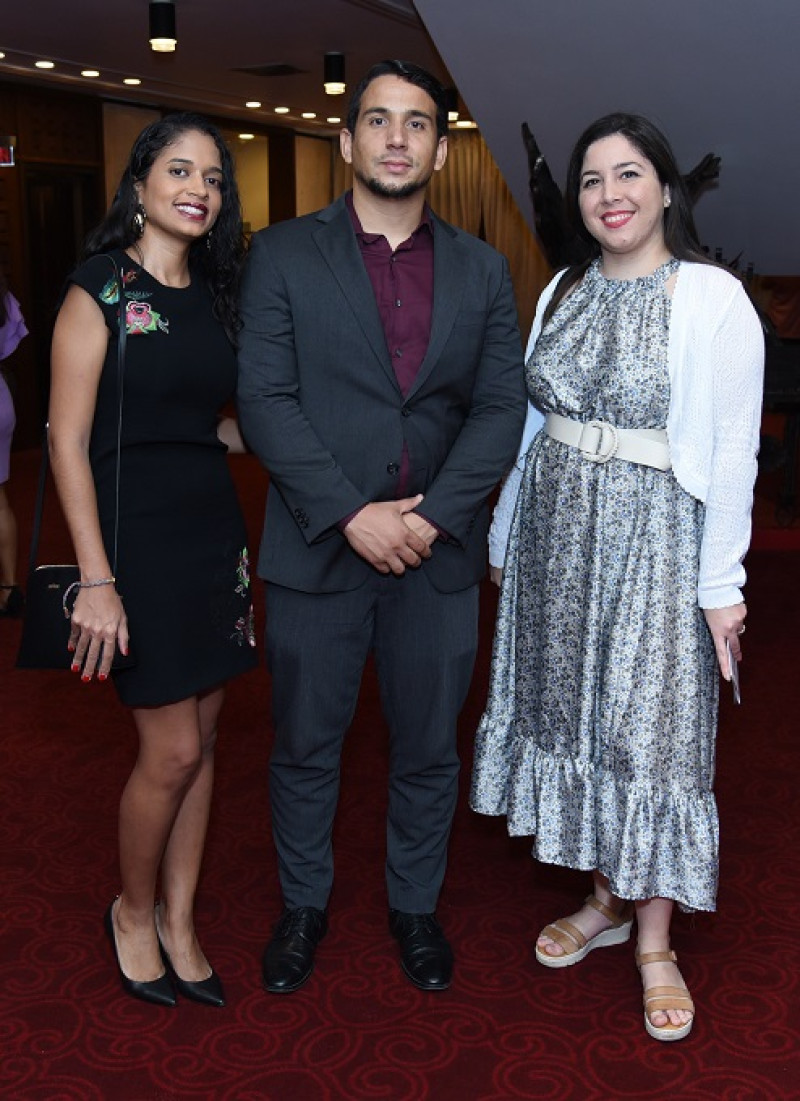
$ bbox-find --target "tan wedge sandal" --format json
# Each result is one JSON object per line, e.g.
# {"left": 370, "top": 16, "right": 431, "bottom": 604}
{"left": 636, "top": 949, "right": 695, "bottom": 1042}
{"left": 535, "top": 895, "right": 634, "bottom": 969}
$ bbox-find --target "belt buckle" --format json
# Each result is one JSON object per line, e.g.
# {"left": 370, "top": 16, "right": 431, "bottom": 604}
{"left": 580, "top": 419, "right": 619, "bottom": 464}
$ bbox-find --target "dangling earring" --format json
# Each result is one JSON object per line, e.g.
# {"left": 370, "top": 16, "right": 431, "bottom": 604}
{"left": 132, "top": 203, "right": 147, "bottom": 237}
{"left": 206, "top": 229, "right": 213, "bottom": 251}
{"left": 664, "top": 193, "right": 671, "bottom": 208}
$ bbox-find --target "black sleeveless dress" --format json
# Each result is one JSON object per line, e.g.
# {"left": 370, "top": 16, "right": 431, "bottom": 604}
{"left": 70, "top": 251, "right": 257, "bottom": 707}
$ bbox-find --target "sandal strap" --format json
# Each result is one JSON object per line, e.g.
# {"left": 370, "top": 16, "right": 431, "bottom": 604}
{"left": 587, "top": 895, "right": 632, "bottom": 928}
{"left": 541, "top": 918, "right": 587, "bottom": 953}
{"left": 644, "top": 985, "right": 695, "bottom": 1014}
{"left": 636, "top": 949, "right": 678, "bottom": 967}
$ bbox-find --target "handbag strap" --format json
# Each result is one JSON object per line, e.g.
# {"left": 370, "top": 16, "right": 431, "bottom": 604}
{"left": 111, "top": 260, "right": 127, "bottom": 572}
{"left": 28, "top": 253, "right": 128, "bottom": 575}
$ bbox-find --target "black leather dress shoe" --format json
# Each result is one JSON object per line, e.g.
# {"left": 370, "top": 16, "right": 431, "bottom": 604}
{"left": 389, "top": 910, "right": 453, "bottom": 991}
{"left": 104, "top": 902, "right": 176, "bottom": 1007}
{"left": 262, "top": 907, "right": 327, "bottom": 993}
{"left": 158, "top": 939, "right": 226, "bottom": 1008}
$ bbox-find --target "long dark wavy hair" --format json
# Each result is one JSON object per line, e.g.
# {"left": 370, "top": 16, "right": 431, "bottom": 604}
{"left": 81, "top": 112, "right": 246, "bottom": 340}
{"left": 544, "top": 112, "right": 712, "bottom": 323}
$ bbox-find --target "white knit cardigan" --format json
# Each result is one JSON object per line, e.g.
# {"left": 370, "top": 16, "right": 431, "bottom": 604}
{"left": 489, "top": 262, "right": 765, "bottom": 608}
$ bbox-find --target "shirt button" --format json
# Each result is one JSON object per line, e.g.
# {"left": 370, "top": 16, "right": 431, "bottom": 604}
{"left": 387, "top": 462, "right": 400, "bottom": 475}
{"left": 395, "top": 299, "right": 402, "bottom": 307}
{"left": 394, "top": 348, "right": 403, "bottom": 357}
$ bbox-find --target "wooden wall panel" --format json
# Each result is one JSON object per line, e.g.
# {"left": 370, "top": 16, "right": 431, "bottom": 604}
{"left": 15, "top": 87, "right": 101, "bottom": 166}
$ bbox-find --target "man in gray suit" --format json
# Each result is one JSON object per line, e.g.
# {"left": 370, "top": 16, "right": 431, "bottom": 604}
{"left": 237, "top": 60, "right": 525, "bottom": 993}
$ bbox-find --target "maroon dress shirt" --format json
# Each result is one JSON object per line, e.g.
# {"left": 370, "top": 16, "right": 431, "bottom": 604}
{"left": 339, "top": 193, "right": 446, "bottom": 536}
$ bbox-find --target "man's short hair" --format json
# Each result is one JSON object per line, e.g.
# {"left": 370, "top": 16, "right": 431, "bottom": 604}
{"left": 346, "top": 60, "right": 449, "bottom": 140}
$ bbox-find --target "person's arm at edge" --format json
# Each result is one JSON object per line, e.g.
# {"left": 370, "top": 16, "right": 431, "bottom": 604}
{"left": 49, "top": 284, "right": 129, "bottom": 680}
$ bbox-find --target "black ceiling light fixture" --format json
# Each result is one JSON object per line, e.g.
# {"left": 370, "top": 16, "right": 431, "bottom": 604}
{"left": 324, "top": 52, "right": 346, "bottom": 95}
{"left": 149, "top": 0, "right": 177, "bottom": 53}
{"left": 445, "top": 87, "right": 459, "bottom": 123}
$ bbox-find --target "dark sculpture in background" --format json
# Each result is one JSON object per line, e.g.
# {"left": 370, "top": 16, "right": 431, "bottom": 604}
{"left": 521, "top": 123, "right": 588, "bottom": 269}
{"left": 522, "top": 122, "right": 721, "bottom": 270}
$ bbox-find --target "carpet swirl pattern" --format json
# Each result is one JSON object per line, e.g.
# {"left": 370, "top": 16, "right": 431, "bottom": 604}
{"left": 1, "top": 452, "right": 798, "bottom": 1099}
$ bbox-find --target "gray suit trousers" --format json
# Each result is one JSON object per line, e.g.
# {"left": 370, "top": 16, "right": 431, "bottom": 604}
{"left": 265, "top": 567, "right": 479, "bottom": 912}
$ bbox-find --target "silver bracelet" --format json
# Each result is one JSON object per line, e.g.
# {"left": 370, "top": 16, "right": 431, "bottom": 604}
{"left": 62, "top": 576, "right": 116, "bottom": 618}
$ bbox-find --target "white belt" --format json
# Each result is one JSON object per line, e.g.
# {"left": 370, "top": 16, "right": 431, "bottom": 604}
{"left": 544, "top": 412, "right": 671, "bottom": 471}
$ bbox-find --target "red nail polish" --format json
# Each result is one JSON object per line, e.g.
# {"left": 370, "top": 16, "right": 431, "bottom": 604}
{"left": 81, "top": 674, "right": 91, "bottom": 683}
{"left": 71, "top": 664, "right": 80, "bottom": 673}
{"left": 98, "top": 673, "right": 107, "bottom": 682}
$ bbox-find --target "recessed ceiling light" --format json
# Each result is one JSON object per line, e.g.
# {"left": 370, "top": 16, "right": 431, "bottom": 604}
{"left": 0, "top": 52, "right": 6, "bottom": 60}
{"left": 301, "top": 112, "right": 316, "bottom": 120}
{"left": 81, "top": 69, "right": 100, "bottom": 78}
{"left": 35, "top": 60, "right": 55, "bottom": 70}
{"left": 239, "top": 133, "right": 255, "bottom": 141}
{"left": 454, "top": 120, "right": 477, "bottom": 129}
{"left": 326, "top": 117, "right": 341, "bottom": 125}
{"left": 274, "top": 106, "right": 290, "bottom": 114}
{"left": 123, "top": 77, "right": 142, "bottom": 86}
{"left": 245, "top": 101, "right": 261, "bottom": 109}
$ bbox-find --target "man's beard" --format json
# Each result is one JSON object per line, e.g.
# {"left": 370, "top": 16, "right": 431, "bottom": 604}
{"left": 357, "top": 167, "right": 430, "bottom": 201}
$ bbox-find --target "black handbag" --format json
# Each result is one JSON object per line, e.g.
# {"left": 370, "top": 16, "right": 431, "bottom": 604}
{"left": 16, "top": 257, "right": 135, "bottom": 671}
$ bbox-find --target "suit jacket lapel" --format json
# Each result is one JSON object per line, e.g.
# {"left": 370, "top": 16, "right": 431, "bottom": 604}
{"left": 313, "top": 200, "right": 399, "bottom": 392}
{"left": 409, "top": 216, "right": 468, "bottom": 398}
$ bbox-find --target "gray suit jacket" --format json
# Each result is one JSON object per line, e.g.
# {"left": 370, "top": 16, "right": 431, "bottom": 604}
{"left": 237, "top": 194, "right": 526, "bottom": 594}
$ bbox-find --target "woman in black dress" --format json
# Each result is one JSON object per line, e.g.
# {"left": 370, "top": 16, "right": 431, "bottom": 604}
{"left": 49, "top": 114, "right": 258, "bottom": 1007}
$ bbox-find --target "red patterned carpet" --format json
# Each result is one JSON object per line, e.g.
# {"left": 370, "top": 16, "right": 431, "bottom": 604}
{"left": 2, "top": 451, "right": 799, "bottom": 1100}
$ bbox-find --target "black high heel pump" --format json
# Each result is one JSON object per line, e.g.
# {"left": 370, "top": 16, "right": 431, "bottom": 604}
{"left": 104, "top": 901, "right": 177, "bottom": 1007}
{"left": 157, "top": 936, "right": 226, "bottom": 1008}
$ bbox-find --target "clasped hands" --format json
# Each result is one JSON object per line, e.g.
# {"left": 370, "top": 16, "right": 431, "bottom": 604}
{"left": 344, "top": 494, "right": 437, "bottom": 576}
{"left": 68, "top": 585, "right": 130, "bottom": 682}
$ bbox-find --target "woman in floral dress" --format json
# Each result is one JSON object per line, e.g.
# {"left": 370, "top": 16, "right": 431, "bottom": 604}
{"left": 49, "top": 114, "right": 257, "bottom": 1008}
{"left": 471, "top": 114, "right": 763, "bottom": 1041}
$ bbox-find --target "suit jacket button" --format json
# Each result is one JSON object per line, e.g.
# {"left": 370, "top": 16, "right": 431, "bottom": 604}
{"left": 401, "top": 407, "right": 411, "bottom": 418}
{"left": 387, "top": 462, "right": 400, "bottom": 475}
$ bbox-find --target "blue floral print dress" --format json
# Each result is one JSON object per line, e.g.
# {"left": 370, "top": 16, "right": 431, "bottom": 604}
{"left": 70, "top": 250, "right": 257, "bottom": 707}
{"left": 471, "top": 260, "right": 719, "bottom": 912}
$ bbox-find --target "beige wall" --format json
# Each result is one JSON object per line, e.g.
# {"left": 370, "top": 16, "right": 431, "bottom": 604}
{"left": 232, "top": 136, "right": 269, "bottom": 233}
{"left": 102, "top": 102, "right": 161, "bottom": 209}
{"left": 295, "top": 135, "right": 333, "bottom": 216}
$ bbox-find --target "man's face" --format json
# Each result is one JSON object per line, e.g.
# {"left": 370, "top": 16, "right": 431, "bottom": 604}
{"left": 340, "top": 74, "right": 447, "bottom": 200}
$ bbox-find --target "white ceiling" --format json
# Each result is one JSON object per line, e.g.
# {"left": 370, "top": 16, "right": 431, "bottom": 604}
{"left": 2, "top": 0, "right": 798, "bottom": 273}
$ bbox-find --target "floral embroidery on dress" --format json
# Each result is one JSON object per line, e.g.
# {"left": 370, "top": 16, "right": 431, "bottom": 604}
{"left": 235, "top": 548, "right": 250, "bottom": 596}
{"left": 98, "top": 268, "right": 139, "bottom": 305}
{"left": 232, "top": 606, "right": 256, "bottom": 648}
{"left": 97, "top": 268, "right": 169, "bottom": 335}
{"left": 126, "top": 298, "right": 168, "bottom": 334}
{"left": 231, "top": 547, "right": 256, "bottom": 647}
